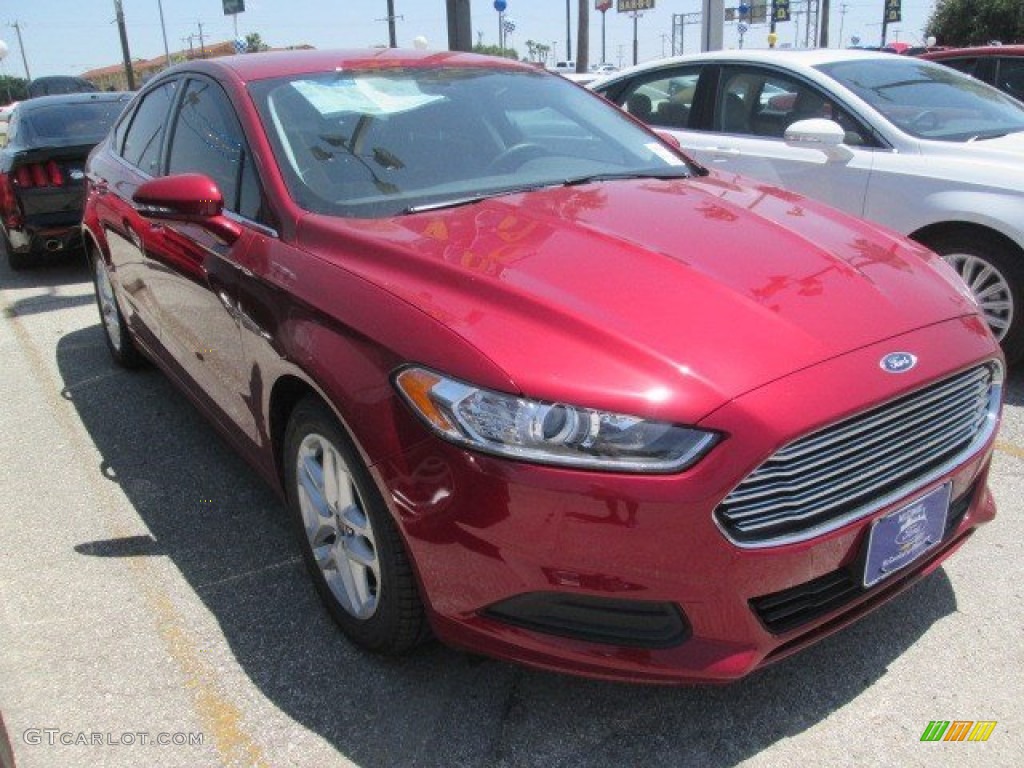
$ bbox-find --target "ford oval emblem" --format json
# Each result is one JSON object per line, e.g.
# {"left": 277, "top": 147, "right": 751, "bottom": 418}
{"left": 880, "top": 352, "right": 917, "bottom": 373}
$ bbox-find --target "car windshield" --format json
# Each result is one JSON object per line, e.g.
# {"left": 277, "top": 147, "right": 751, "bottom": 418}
{"left": 248, "top": 66, "right": 694, "bottom": 218}
{"left": 22, "top": 100, "right": 127, "bottom": 145}
{"left": 817, "top": 58, "right": 1024, "bottom": 141}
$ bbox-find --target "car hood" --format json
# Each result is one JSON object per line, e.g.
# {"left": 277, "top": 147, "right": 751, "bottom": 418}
{"left": 919, "top": 130, "right": 1024, "bottom": 180}
{"left": 297, "top": 174, "right": 980, "bottom": 422}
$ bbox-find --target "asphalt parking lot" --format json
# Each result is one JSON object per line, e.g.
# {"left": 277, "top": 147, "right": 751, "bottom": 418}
{"left": 1, "top": 250, "right": 1021, "bottom": 768}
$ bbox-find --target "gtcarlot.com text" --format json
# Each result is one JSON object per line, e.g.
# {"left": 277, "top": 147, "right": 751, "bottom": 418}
{"left": 22, "top": 729, "right": 204, "bottom": 747}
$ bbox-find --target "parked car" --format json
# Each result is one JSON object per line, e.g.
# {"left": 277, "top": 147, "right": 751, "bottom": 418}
{"left": 84, "top": 49, "right": 1002, "bottom": 684}
{"left": 0, "top": 92, "right": 131, "bottom": 269}
{"left": 920, "top": 45, "right": 1024, "bottom": 102}
{"left": 593, "top": 50, "right": 1024, "bottom": 363}
{"left": 26, "top": 76, "right": 99, "bottom": 99}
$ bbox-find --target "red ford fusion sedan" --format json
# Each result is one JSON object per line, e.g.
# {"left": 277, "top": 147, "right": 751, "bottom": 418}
{"left": 83, "top": 49, "right": 1002, "bottom": 684}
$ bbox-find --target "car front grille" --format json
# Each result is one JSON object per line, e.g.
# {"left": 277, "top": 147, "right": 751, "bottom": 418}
{"left": 715, "top": 363, "right": 1001, "bottom": 547}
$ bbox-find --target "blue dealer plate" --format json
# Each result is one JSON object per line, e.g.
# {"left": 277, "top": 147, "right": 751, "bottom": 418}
{"left": 863, "top": 484, "right": 950, "bottom": 588}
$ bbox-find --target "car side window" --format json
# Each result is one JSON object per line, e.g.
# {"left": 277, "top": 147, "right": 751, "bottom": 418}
{"left": 718, "top": 67, "right": 874, "bottom": 147}
{"left": 121, "top": 81, "right": 178, "bottom": 176}
{"left": 612, "top": 66, "right": 702, "bottom": 130}
{"left": 996, "top": 58, "right": 1024, "bottom": 101}
{"left": 942, "top": 57, "right": 978, "bottom": 77}
{"left": 167, "top": 78, "right": 264, "bottom": 222}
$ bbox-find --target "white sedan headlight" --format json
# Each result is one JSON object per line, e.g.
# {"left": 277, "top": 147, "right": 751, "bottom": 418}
{"left": 394, "top": 367, "right": 718, "bottom": 473}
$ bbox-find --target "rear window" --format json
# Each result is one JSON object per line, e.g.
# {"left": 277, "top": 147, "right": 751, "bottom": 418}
{"left": 21, "top": 100, "right": 128, "bottom": 144}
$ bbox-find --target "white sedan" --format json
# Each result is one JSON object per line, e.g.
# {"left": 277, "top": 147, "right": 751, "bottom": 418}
{"left": 593, "top": 50, "right": 1024, "bottom": 363}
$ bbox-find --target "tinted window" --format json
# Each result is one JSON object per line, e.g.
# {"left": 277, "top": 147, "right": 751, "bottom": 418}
{"left": 610, "top": 67, "right": 701, "bottom": 130}
{"left": 818, "top": 58, "right": 1024, "bottom": 141}
{"left": 27, "top": 76, "right": 98, "bottom": 98}
{"left": 121, "top": 81, "right": 178, "bottom": 175}
{"left": 20, "top": 100, "right": 128, "bottom": 145}
{"left": 717, "top": 66, "right": 873, "bottom": 146}
{"left": 996, "top": 58, "right": 1024, "bottom": 101}
{"left": 941, "top": 57, "right": 978, "bottom": 76}
{"left": 167, "top": 79, "right": 259, "bottom": 219}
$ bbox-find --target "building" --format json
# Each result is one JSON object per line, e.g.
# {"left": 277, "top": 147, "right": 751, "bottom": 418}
{"left": 81, "top": 40, "right": 313, "bottom": 91}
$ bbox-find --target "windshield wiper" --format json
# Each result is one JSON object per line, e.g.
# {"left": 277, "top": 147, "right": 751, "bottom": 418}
{"left": 402, "top": 183, "right": 555, "bottom": 214}
{"left": 561, "top": 170, "right": 691, "bottom": 187}
{"left": 403, "top": 171, "right": 693, "bottom": 214}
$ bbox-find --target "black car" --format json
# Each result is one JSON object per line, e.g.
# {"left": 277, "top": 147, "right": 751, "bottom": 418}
{"left": 0, "top": 91, "right": 130, "bottom": 269}
{"left": 26, "top": 76, "right": 99, "bottom": 99}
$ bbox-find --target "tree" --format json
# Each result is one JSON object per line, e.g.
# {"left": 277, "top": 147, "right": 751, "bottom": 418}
{"left": 926, "top": 0, "right": 1024, "bottom": 46}
{"left": 245, "top": 33, "right": 270, "bottom": 53}
{"left": 0, "top": 75, "right": 29, "bottom": 105}
{"left": 472, "top": 44, "right": 518, "bottom": 60}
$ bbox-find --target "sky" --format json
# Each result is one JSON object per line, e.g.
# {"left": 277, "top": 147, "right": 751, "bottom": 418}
{"left": 0, "top": 0, "right": 939, "bottom": 80}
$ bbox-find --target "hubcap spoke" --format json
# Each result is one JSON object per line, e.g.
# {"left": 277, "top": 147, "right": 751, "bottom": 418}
{"left": 945, "top": 252, "right": 1013, "bottom": 342}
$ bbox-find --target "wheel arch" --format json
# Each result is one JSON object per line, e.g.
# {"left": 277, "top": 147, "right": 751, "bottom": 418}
{"left": 909, "top": 220, "right": 1024, "bottom": 259}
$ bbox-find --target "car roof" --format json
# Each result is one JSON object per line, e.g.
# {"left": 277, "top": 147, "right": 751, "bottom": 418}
{"left": 921, "top": 45, "right": 1024, "bottom": 60}
{"left": 157, "top": 48, "right": 535, "bottom": 85}
{"left": 603, "top": 47, "right": 902, "bottom": 79}
{"left": 15, "top": 92, "right": 132, "bottom": 112}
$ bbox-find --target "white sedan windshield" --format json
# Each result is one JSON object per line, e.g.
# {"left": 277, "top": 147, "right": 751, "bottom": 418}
{"left": 818, "top": 58, "right": 1024, "bottom": 142}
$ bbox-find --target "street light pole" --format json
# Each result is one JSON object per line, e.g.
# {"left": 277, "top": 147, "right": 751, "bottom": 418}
{"left": 9, "top": 22, "right": 30, "bottom": 80}
{"left": 156, "top": 0, "right": 171, "bottom": 67}
{"left": 113, "top": 1, "right": 135, "bottom": 89}
{"left": 565, "top": 0, "right": 572, "bottom": 62}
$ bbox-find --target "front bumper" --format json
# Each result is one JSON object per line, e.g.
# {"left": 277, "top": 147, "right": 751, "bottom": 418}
{"left": 374, "top": 316, "right": 1001, "bottom": 683}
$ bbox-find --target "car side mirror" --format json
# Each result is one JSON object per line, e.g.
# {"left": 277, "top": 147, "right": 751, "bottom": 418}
{"left": 784, "top": 118, "right": 847, "bottom": 147}
{"left": 133, "top": 173, "right": 242, "bottom": 244}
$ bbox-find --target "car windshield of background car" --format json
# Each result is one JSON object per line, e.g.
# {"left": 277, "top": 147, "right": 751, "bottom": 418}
{"left": 249, "top": 66, "right": 694, "bottom": 218}
{"left": 817, "top": 58, "right": 1024, "bottom": 142}
{"left": 21, "top": 101, "right": 128, "bottom": 145}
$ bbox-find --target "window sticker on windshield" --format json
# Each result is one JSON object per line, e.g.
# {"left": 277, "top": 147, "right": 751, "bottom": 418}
{"left": 646, "top": 142, "right": 685, "bottom": 166}
{"left": 291, "top": 78, "right": 443, "bottom": 116}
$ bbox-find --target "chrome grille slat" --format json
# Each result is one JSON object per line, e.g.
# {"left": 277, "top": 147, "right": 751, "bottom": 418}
{"left": 715, "top": 364, "right": 1000, "bottom": 546}
{"left": 727, "top": 388, "right": 985, "bottom": 496}
{"left": 772, "top": 369, "right": 990, "bottom": 462}
{"left": 725, "top": 419, "right": 978, "bottom": 524}
{"left": 725, "top": 403, "right": 983, "bottom": 508}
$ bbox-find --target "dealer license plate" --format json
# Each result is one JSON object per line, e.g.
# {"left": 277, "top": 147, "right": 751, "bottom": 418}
{"left": 863, "top": 484, "right": 950, "bottom": 588}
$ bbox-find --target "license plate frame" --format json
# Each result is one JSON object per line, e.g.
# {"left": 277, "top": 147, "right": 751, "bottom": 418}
{"left": 863, "top": 484, "right": 951, "bottom": 589}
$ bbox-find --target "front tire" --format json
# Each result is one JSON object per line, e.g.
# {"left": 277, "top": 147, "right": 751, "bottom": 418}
{"left": 284, "top": 397, "right": 427, "bottom": 654}
{"left": 91, "top": 251, "right": 144, "bottom": 368}
{"left": 923, "top": 230, "right": 1024, "bottom": 366}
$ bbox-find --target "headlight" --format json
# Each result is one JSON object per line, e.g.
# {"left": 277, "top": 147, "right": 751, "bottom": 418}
{"left": 394, "top": 367, "right": 718, "bottom": 473}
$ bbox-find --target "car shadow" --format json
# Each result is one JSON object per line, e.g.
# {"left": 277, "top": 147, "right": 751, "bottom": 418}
{"left": 0, "top": 248, "right": 89, "bottom": 288}
{"left": 56, "top": 324, "right": 959, "bottom": 768}
{"left": 1000, "top": 364, "right": 1024, "bottom": 407}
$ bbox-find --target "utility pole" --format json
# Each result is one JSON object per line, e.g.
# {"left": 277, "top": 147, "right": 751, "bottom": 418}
{"left": 446, "top": 0, "right": 472, "bottom": 52}
{"left": 819, "top": 0, "right": 830, "bottom": 47}
{"left": 577, "top": 0, "right": 589, "bottom": 73}
{"left": 838, "top": 2, "right": 848, "bottom": 48}
{"left": 156, "top": 0, "right": 171, "bottom": 66}
{"left": 386, "top": 0, "right": 398, "bottom": 47}
{"left": 113, "top": 1, "right": 135, "bottom": 90}
{"left": 9, "top": 22, "right": 30, "bottom": 80}
{"left": 565, "top": 0, "right": 572, "bottom": 62}
{"left": 197, "top": 20, "right": 207, "bottom": 58}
